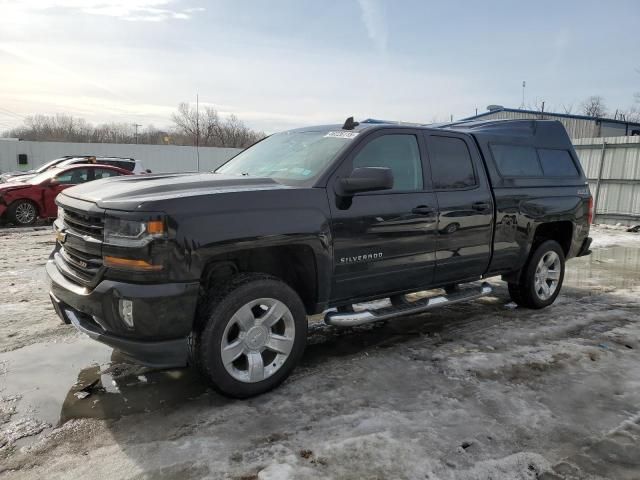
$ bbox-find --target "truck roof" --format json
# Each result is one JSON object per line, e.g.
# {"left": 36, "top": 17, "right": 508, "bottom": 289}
{"left": 299, "top": 117, "right": 580, "bottom": 189}
{"left": 291, "top": 118, "right": 571, "bottom": 140}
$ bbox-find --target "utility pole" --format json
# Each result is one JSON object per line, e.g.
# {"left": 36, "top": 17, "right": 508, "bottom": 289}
{"left": 133, "top": 123, "right": 142, "bottom": 144}
{"left": 196, "top": 94, "right": 200, "bottom": 172}
{"left": 521, "top": 81, "right": 526, "bottom": 109}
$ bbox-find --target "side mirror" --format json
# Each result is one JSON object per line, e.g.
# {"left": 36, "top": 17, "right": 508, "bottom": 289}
{"left": 336, "top": 167, "right": 393, "bottom": 196}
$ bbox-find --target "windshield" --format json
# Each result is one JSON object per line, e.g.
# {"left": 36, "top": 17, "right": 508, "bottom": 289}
{"left": 35, "top": 157, "right": 69, "bottom": 173}
{"left": 28, "top": 168, "right": 60, "bottom": 185}
{"left": 216, "top": 130, "right": 356, "bottom": 183}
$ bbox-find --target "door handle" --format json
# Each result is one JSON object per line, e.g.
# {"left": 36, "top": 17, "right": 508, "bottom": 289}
{"left": 412, "top": 205, "right": 434, "bottom": 215}
{"left": 472, "top": 202, "right": 490, "bottom": 212}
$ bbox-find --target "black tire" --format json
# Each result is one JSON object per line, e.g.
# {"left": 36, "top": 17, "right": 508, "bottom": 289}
{"left": 7, "top": 199, "right": 38, "bottom": 226}
{"left": 192, "top": 273, "right": 307, "bottom": 398}
{"left": 508, "top": 240, "right": 565, "bottom": 309}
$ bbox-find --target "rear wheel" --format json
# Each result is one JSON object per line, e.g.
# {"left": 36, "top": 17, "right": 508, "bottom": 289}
{"left": 508, "top": 240, "right": 565, "bottom": 309}
{"left": 193, "top": 273, "right": 307, "bottom": 398}
{"left": 8, "top": 200, "right": 38, "bottom": 226}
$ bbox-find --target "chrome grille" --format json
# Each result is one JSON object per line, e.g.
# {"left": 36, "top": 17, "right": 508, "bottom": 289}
{"left": 56, "top": 207, "right": 105, "bottom": 287}
{"left": 63, "top": 209, "right": 104, "bottom": 240}
{"left": 59, "top": 245, "right": 103, "bottom": 283}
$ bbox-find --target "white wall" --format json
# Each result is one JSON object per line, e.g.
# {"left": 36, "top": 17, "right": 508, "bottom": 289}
{"left": 0, "top": 139, "right": 241, "bottom": 174}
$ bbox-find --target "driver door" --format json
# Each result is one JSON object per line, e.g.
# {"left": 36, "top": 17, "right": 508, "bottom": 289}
{"left": 42, "top": 167, "right": 92, "bottom": 216}
{"left": 327, "top": 129, "right": 438, "bottom": 302}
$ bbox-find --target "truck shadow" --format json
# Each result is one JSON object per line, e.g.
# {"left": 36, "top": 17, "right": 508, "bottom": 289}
{"left": 56, "top": 279, "right": 622, "bottom": 426}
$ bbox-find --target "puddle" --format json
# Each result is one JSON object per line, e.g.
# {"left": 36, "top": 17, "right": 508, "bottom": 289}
{"left": 0, "top": 338, "right": 212, "bottom": 427}
{"left": 565, "top": 246, "right": 640, "bottom": 290}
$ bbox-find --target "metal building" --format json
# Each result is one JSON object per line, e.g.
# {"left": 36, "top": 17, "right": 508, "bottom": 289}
{"left": 463, "top": 106, "right": 640, "bottom": 139}
{"left": 574, "top": 136, "right": 640, "bottom": 225}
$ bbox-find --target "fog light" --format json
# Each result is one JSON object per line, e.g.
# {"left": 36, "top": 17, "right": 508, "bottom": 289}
{"left": 119, "top": 299, "right": 134, "bottom": 328}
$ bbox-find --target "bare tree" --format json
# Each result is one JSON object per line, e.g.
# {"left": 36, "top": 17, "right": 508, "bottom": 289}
{"left": 560, "top": 103, "right": 574, "bottom": 114}
{"left": 2, "top": 114, "right": 171, "bottom": 145}
{"left": 581, "top": 96, "right": 607, "bottom": 118}
{"left": 617, "top": 107, "right": 640, "bottom": 123}
{"left": 1, "top": 103, "right": 263, "bottom": 147}
{"left": 170, "top": 102, "right": 264, "bottom": 148}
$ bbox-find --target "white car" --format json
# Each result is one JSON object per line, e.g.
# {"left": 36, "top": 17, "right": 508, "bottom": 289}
{"left": 1, "top": 156, "right": 149, "bottom": 183}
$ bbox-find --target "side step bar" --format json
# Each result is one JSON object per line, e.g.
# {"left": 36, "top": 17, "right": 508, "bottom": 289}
{"left": 325, "top": 282, "right": 493, "bottom": 327}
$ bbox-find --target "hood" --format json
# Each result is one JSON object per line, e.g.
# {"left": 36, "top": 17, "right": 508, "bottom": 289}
{"left": 60, "top": 172, "right": 290, "bottom": 210}
{"left": 5, "top": 174, "right": 36, "bottom": 183}
{"left": 0, "top": 171, "right": 31, "bottom": 182}
{"left": 0, "top": 182, "right": 31, "bottom": 193}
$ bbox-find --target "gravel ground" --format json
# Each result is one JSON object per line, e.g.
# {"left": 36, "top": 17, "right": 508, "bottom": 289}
{"left": 0, "top": 225, "right": 639, "bottom": 479}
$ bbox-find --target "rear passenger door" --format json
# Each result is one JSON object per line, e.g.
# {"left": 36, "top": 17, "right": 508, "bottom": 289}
{"left": 424, "top": 133, "right": 494, "bottom": 285}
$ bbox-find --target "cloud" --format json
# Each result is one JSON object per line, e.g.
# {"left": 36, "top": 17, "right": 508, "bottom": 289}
{"left": 6, "top": 1, "right": 204, "bottom": 22}
{"left": 357, "top": 0, "right": 388, "bottom": 53}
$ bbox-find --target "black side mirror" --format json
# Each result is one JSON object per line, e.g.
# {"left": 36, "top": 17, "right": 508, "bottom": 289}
{"left": 336, "top": 167, "right": 393, "bottom": 196}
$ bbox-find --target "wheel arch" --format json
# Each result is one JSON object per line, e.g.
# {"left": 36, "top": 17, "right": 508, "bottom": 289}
{"left": 199, "top": 243, "right": 325, "bottom": 315}
{"left": 531, "top": 221, "right": 573, "bottom": 257}
{"left": 502, "top": 221, "right": 572, "bottom": 283}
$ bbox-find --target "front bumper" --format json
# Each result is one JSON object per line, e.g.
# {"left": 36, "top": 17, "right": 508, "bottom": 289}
{"left": 46, "top": 259, "right": 199, "bottom": 368}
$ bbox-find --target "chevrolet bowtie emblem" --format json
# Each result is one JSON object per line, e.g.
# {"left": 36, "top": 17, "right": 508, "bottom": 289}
{"left": 56, "top": 230, "right": 67, "bottom": 244}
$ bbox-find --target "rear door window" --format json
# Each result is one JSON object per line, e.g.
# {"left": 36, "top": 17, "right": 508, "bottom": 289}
{"left": 537, "top": 149, "right": 579, "bottom": 177}
{"left": 93, "top": 168, "right": 122, "bottom": 180}
{"left": 490, "top": 144, "right": 543, "bottom": 177}
{"left": 54, "top": 168, "right": 90, "bottom": 184}
{"left": 427, "top": 136, "right": 477, "bottom": 190}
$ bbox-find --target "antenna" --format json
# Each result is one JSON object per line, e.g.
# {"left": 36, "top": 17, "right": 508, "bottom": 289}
{"left": 342, "top": 116, "right": 359, "bottom": 130}
{"left": 520, "top": 81, "right": 526, "bottom": 109}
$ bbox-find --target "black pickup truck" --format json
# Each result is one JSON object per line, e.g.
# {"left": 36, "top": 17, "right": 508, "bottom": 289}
{"left": 47, "top": 118, "right": 593, "bottom": 397}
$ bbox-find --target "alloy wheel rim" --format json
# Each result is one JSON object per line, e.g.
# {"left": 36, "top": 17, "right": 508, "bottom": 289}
{"left": 220, "top": 298, "right": 295, "bottom": 383}
{"left": 15, "top": 202, "right": 36, "bottom": 224}
{"left": 534, "top": 251, "right": 561, "bottom": 300}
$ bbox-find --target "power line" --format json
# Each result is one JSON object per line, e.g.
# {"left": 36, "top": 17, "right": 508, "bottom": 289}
{"left": 0, "top": 106, "right": 25, "bottom": 121}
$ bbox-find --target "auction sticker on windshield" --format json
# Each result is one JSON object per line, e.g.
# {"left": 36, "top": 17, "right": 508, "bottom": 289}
{"left": 324, "top": 131, "right": 359, "bottom": 139}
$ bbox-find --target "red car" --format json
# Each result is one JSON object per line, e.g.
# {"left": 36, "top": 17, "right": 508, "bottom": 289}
{"left": 0, "top": 164, "right": 132, "bottom": 226}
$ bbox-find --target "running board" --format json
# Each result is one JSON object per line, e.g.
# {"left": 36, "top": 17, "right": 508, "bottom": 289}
{"left": 325, "top": 282, "right": 493, "bottom": 327}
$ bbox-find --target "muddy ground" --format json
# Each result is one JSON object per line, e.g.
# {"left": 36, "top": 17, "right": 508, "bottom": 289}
{"left": 0, "top": 225, "right": 639, "bottom": 479}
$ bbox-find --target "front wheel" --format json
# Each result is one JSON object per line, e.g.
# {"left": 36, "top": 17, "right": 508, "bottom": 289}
{"left": 508, "top": 240, "right": 565, "bottom": 309}
{"left": 8, "top": 199, "right": 38, "bottom": 226}
{"left": 193, "top": 273, "right": 307, "bottom": 398}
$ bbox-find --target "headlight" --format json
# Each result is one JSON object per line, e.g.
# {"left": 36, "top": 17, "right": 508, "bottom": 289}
{"left": 104, "top": 217, "right": 166, "bottom": 247}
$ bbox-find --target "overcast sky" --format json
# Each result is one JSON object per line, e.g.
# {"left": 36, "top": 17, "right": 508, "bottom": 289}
{"left": 1, "top": 0, "right": 639, "bottom": 133}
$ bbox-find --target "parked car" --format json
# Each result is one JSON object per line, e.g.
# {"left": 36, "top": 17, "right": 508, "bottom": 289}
{"left": 48, "top": 118, "right": 592, "bottom": 398}
{"left": 1, "top": 156, "right": 147, "bottom": 184}
{"left": 94, "top": 157, "right": 149, "bottom": 174}
{"left": 0, "top": 156, "right": 80, "bottom": 183}
{"left": 0, "top": 164, "right": 132, "bottom": 226}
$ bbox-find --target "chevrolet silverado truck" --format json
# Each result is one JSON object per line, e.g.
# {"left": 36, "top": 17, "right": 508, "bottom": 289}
{"left": 47, "top": 117, "right": 593, "bottom": 397}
